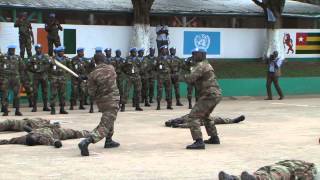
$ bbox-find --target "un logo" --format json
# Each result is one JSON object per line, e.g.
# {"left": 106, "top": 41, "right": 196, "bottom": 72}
{"left": 194, "top": 34, "right": 211, "bottom": 50}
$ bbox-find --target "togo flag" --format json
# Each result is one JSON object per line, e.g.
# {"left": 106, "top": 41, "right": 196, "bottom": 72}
{"left": 183, "top": 31, "right": 220, "bottom": 55}
{"left": 296, "top": 33, "right": 320, "bottom": 54}
{"left": 37, "top": 28, "right": 77, "bottom": 54}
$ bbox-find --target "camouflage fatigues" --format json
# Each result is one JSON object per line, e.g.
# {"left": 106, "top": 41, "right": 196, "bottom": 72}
{"left": 0, "top": 118, "right": 53, "bottom": 132}
{"left": 48, "top": 56, "right": 70, "bottom": 108}
{"left": 182, "top": 57, "right": 199, "bottom": 103}
{"left": 104, "top": 57, "right": 113, "bottom": 65}
{"left": 28, "top": 54, "right": 50, "bottom": 107}
{"left": 45, "top": 19, "right": 62, "bottom": 56}
{"left": 155, "top": 55, "right": 172, "bottom": 103}
{"left": 122, "top": 56, "right": 142, "bottom": 106}
{"left": 173, "top": 114, "right": 236, "bottom": 128}
{"left": 111, "top": 56, "right": 126, "bottom": 104}
{"left": 182, "top": 60, "right": 222, "bottom": 140}
{"left": 83, "top": 58, "right": 96, "bottom": 106}
{"left": 0, "top": 54, "right": 22, "bottom": 110}
{"left": 169, "top": 55, "right": 182, "bottom": 102}
{"left": 144, "top": 55, "right": 156, "bottom": 103}
{"left": 0, "top": 127, "right": 89, "bottom": 146}
{"left": 14, "top": 19, "right": 33, "bottom": 58}
{"left": 87, "top": 63, "right": 120, "bottom": 143}
{"left": 69, "top": 55, "right": 87, "bottom": 108}
{"left": 20, "top": 58, "right": 33, "bottom": 105}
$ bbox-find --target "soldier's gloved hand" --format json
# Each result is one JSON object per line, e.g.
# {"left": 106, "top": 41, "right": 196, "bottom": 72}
{"left": 54, "top": 140, "right": 62, "bottom": 148}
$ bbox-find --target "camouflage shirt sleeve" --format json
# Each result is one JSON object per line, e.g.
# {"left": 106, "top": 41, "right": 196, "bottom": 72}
{"left": 183, "top": 62, "right": 203, "bottom": 84}
{"left": 87, "top": 72, "right": 97, "bottom": 98}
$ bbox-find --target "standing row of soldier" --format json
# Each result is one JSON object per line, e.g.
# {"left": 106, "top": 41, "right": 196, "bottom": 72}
{"left": 0, "top": 44, "right": 199, "bottom": 116}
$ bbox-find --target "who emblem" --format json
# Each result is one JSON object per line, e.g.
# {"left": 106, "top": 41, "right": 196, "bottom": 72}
{"left": 194, "top": 34, "right": 211, "bottom": 50}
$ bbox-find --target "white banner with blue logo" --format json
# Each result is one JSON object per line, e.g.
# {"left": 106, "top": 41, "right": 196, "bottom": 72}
{"left": 183, "top": 31, "right": 220, "bottom": 55}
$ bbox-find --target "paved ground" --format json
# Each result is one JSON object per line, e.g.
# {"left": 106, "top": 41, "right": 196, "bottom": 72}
{"left": 0, "top": 97, "right": 319, "bottom": 180}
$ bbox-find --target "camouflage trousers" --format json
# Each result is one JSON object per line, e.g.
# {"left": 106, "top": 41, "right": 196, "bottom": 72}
{"left": 21, "top": 77, "right": 33, "bottom": 103}
{"left": 253, "top": 160, "right": 317, "bottom": 180}
{"left": 116, "top": 75, "right": 126, "bottom": 104}
{"left": 0, "top": 77, "right": 21, "bottom": 109}
{"left": 19, "top": 35, "right": 32, "bottom": 58}
{"left": 50, "top": 79, "right": 66, "bottom": 107}
{"left": 48, "top": 37, "right": 61, "bottom": 57}
{"left": 0, "top": 118, "right": 50, "bottom": 132}
{"left": 157, "top": 76, "right": 172, "bottom": 102}
{"left": 177, "top": 114, "right": 234, "bottom": 128}
{"left": 171, "top": 74, "right": 181, "bottom": 100}
{"left": 187, "top": 95, "right": 222, "bottom": 140}
{"left": 123, "top": 75, "right": 141, "bottom": 105}
{"left": 187, "top": 83, "right": 199, "bottom": 101}
{"left": 70, "top": 80, "right": 85, "bottom": 105}
{"left": 89, "top": 100, "right": 119, "bottom": 143}
{"left": 33, "top": 77, "right": 48, "bottom": 105}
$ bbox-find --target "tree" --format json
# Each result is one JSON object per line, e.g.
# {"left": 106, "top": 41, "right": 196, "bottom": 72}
{"left": 131, "top": 0, "right": 155, "bottom": 52}
{"left": 252, "top": 0, "right": 286, "bottom": 60}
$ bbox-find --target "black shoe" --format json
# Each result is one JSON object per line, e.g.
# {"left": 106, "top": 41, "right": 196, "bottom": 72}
{"left": 2, "top": 111, "right": 9, "bottom": 116}
{"left": 204, "top": 136, "right": 220, "bottom": 144}
{"left": 89, "top": 108, "right": 94, "bottom": 113}
{"left": 165, "top": 120, "right": 172, "bottom": 127}
{"left": 135, "top": 106, "right": 143, "bottom": 111}
{"left": 51, "top": 107, "right": 56, "bottom": 115}
{"left": 145, "top": 101, "right": 151, "bottom": 107}
{"left": 78, "top": 138, "right": 92, "bottom": 156}
{"left": 176, "top": 100, "right": 184, "bottom": 106}
{"left": 156, "top": 105, "right": 160, "bottom": 110}
{"left": 167, "top": 105, "right": 173, "bottom": 110}
{"left": 186, "top": 139, "right": 205, "bottom": 149}
{"left": 233, "top": 115, "right": 245, "bottom": 123}
{"left": 120, "top": 104, "right": 125, "bottom": 112}
{"left": 104, "top": 139, "right": 120, "bottom": 148}
{"left": 240, "top": 171, "right": 256, "bottom": 180}
{"left": 218, "top": 171, "right": 239, "bottom": 180}
{"left": 149, "top": 99, "right": 154, "bottom": 104}
{"left": 79, "top": 106, "right": 86, "bottom": 110}
{"left": 31, "top": 106, "right": 37, "bottom": 112}
{"left": 15, "top": 111, "right": 23, "bottom": 116}
{"left": 43, "top": 106, "right": 51, "bottom": 111}
{"left": 278, "top": 96, "right": 284, "bottom": 100}
{"left": 1, "top": 106, "right": 5, "bottom": 113}
{"left": 60, "top": 107, "right": 68, "bottom": 114}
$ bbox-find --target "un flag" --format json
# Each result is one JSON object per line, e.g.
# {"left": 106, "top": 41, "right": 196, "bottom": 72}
{"left": 183, "top": 31, "right": 220, "bottom": 55}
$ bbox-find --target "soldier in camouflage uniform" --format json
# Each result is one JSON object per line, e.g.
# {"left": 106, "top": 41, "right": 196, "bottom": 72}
{"left": 14, "top": 12, "right": 34, "bottom": 58}
{"left": 0, "top": 118, "right": 59, "bottom": 132}
{"left": 28, "top": 44, "right": 51, "bottom": 112}
{"left": 137, "top": 48, "right": 151, "bottom": 107}
{"left": 104, "top": 48, "right": 113, "bottom": 65}
{"left": 78, "top": 54, "right": 120, "bottom": 156}
{"left": 169, "top": 47, "right": 183, "bottom": 106}
{"left": 182, "top": 55, "right": 199, "bottom": 109}
{"left": 0, "top": 125, "right": 89, "bottom": 148}
{"left": 48, "top": 46, "right": 69, "bottom": 115}
{"left": 155, "top": 45, "right": 173, "bottom": 110}
{"left": 69, "top": 48, "right": 87, "bottom": 110}
{"left": 20, "top": 55, "right": 34, "bottom": 108}
{"left": 165, "top": 115, "right": 245, "bottom": 128}
{"left": 179, "top": 48, "right": 221, "bottom": 149}
{"left": 0, "top": 46, "right": 23, "bottom": 116}
{"left": 144, "top": 47, "right": 156, "bottom": 104}
{"left": 121, "top": 48, "right": 143, "bottom": 111}
{"left": 111, "top": 50, "right": 126, "bottom": 111}
{"left": 45, "top": 13, "right": 63, "bottom": 56}
{"left": 0, "top": 51, "right": 5, "bottom": 113}
{"left": 219, "top": 160, "right": 317, "bottom": 180}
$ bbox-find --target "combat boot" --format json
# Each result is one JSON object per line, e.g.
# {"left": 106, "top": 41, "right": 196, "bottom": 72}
{"left": 43, "top": 105, "right": 51, "bottom": 112}
{"left": 120, "top": 104, "right": 125, "bottom": 112}
{"left": 31, "top": 105, "right": 37, "bottom": 112}
{"left": 60, "top": 106, "right": 68, "bottom": 114}
{"left": 2, "top": 107, "right": 9, "bottom": 116}
{"left": 78, "top": 137, "right": 93, "bottom": 156}
{"left": 204, "top": 135, "right": 220, "bottom": 144}
{"left": 79, "top": 101, "right": 86, "bottom": 110}
{"left": 104, "top": 138, "right": 120, "bottom": 148}
{"left": 218, "top": 171, "right": 239, "bottom": 180}
{"left": 144, "top": 99, "right": 151, "bottom": 107}
{"left": 233, "top": 115, "right": 245, "bottom": 123}
{"left": 132, "top": 98, "right": 136, "bottom": 107}
{"left": 69, "top": 102, "right": 74, "bottom": 110}
{"left": 15, "top": 108, "right": 23, "bottom": 116}
{"left": 89, "top": 103, "right": 94, "bottom": 113}
{"left": 176, "top": 99, "right": 183, "bottom": 106}
{"left": 135, "top": 103, "right": 143, "bottom": 111}
{"left": 51, "top": 106, "right": 56, "bottom": 115}
{"left": 188, "top": 98, "right": 192, "bottom": 109}
{"left": 167, "top": 101, "right": 173, "bottom": 110}
{"left": 156, "top": 101, "right": 161, "bottom": 110}
{"left": 240, "top": 171, "right": 256, "bottom": 180}
{"left": 186, "top": 139, "right": 205, "bottom": 149}
{"left": 28, "top": 98, "right": 33, "bottom": 107}
{"left": 149, "top": 97, "right": 154, "bottom": 104}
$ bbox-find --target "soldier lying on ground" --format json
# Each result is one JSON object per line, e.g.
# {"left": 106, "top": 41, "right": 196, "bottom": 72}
{"left": 218, "top": 159, "right": 317, "bottom": 180}
{"left": 0, "top": 118, "right": 60, "bottom": 132}
{"left": 165, "top": 115, "right": 245, "bottom": 128}
{"left": 0, "top": 125, "right": 89, "bottom": 148}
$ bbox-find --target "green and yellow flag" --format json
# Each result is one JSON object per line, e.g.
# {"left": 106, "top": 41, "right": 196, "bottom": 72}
{"left": 296, "top": 33, "right": 320, "bottom": 54}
